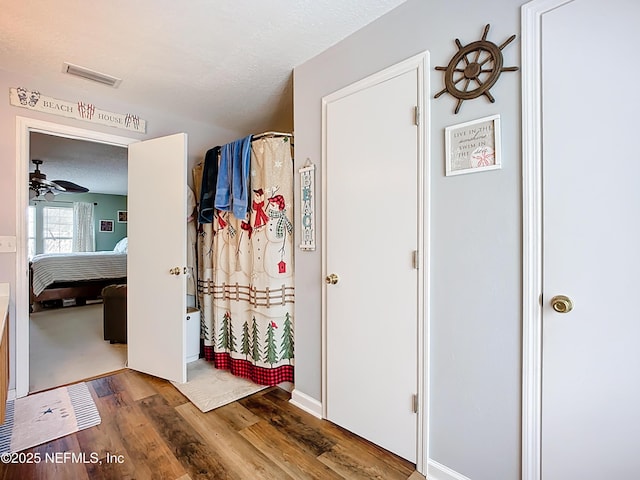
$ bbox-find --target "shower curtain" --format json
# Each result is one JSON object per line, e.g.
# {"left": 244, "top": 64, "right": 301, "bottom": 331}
{"left": 198, "top": 136, "right": 294, "bottom": 385}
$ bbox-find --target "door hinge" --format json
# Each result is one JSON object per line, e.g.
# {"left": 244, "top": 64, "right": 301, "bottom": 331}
{"left": 412, "top": 393, "right": 419, "bottom": 413}
{"left": 414, "top": 106, "right": 420, "bottom": 126}
{"left": 412, "top": 250, "right": 419, "bottom": 270}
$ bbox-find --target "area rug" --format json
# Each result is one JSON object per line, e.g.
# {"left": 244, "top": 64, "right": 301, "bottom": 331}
{"left": 171, "top": 359, "right": 266, "bottom": 413}
{"left": 0, "top": 382, "right": 101, "bottom": 453}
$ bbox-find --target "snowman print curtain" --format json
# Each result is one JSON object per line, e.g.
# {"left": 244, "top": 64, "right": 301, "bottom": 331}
{"left": 198, "top": 136, "right": 294, "bottom": 385}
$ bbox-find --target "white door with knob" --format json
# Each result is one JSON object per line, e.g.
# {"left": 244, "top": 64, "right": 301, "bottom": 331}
{"left": 323, "top": 54, "right": 426, "bottom": 463}
{"left": 540, "top": 0, "right": 640, "bottom": 478}
{"left": 128, "top": 133, "right": 187, "bottom": 383}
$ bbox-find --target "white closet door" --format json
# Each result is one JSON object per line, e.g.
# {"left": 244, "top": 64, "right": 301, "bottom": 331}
{"left": 325, "top": 67, "right": 420, "bottom": 462}
{"left": 541, "top": 1, "right": 640, "bottom": 478}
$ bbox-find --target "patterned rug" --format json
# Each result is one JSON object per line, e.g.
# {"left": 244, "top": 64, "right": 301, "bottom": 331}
{"left": 171, "top": 359, "right": 266, "bottom": 413}
{"left": 0, "top": 383, "right": 101, "bottom": 453}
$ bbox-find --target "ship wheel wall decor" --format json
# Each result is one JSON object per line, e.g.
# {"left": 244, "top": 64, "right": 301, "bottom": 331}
{"left": 435, "top": 24, "right": 519, "bottom": 114}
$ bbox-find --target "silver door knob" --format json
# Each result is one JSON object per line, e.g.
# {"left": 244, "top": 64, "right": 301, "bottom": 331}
{"left": 325, "top": 273, "right": 339, "bottom": 285}
{"left": 551, "top": 295, "right": 573, "bottom": 313}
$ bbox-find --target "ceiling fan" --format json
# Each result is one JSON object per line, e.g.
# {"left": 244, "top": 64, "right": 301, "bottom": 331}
{"left": 29, "top": 159, "right": 89, "bottom": 201}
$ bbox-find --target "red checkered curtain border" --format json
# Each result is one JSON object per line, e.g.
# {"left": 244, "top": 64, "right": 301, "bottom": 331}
{"left": 197, "top": 136, "right": 294, "bottom": 386}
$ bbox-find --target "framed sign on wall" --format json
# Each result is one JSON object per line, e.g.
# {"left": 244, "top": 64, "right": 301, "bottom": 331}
{"left": 298, "top": 159, "right": 316, "bottom": 251}
{"left": 445, "top": 114, "right": 501, "bottom": 176}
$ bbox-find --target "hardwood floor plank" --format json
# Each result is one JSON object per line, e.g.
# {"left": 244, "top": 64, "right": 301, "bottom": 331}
{"left": 176, "top": 401, "right": 293, "bottom": 480}
{"left": 90, "top": 375, "right": 123, "bottom": 398}
{"left": 117, "top": 370, "right": 158, "bottom": 401}
{"left": 114, "top": 403, "right": 187, "bottom": 479}
{"left": 138, "top": 393, "right": 236, "bottom": 480}
{"left": 239, "top": 420, "right": 343, "bottom": 480}
{"left": 75, "top": 415, "right": 136, "bottom": 479}
{"left": 317, "top": 419, "right": 415, "bottom": 478}
{"left": 89, "top": 386, "right": 136, "bottom": 420}
{"left": 0, "top": 434, "right": 91, "bottom": 480}
{"left": 279, "top": 396, "right": 416, "bottom": 478}
{"left": 333, "top": 429, "right": 414, "bottom": 475}
{"left": 213, "top": 401, "right": 262, "bottom": 431}
{"left": 144, "top": 375, "right": 190, "bottom": 407}
{"left": 240, "top": 392, "right": 338, "bottom": 457}
{"left": 319, "top": 441, "right": 412, "bottom": 480}
{"left": 408, "top": 471, "right": 427, "bottom": 479}
{"left": 264, "top": 387, "right": 415, "bottom": 479}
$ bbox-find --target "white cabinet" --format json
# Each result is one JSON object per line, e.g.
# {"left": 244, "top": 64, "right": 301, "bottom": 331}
{"left": 186, "top": 307, "right": 200, "bottom": 363}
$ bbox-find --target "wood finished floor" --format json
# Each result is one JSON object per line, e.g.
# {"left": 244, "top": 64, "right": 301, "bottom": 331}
{"left": 0, "top": 369, "right": 424, "bottom": 480}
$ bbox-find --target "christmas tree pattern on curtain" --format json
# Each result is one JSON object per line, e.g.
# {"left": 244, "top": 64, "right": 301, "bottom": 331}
{"left": 197, "top": 136, "right": 294, "bottom": 386}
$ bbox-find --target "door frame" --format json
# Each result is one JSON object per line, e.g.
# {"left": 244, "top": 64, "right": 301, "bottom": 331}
{"left": 521, "top": 1, "right": 574, "bottom": 479}
{"left": 15, "top": 116, "right": 137, "bottom": 398}
{"left": 321, "top": 51, "right": 430, "bottom": 473}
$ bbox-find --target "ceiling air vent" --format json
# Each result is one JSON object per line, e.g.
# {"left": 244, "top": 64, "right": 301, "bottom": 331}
{"left": 62, "top": 62, "right": 122, "bottom": 87}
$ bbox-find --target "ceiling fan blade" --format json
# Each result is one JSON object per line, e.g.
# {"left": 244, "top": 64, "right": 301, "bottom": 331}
{"left": 30, "top": 177, "right": 66, "bottom": 192}
{"left": 51, "top": 180, "right": 89, "bottom": 193}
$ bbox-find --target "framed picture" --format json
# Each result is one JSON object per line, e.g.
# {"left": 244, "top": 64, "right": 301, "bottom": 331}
{"left": 99, "top": 220, "right": 114, "bottom": 233}
{"left": 117, "top": 210, "right": 128, "bottom": 223}
{"left": 445, "top": 114, "right": 501, "bottom": 176}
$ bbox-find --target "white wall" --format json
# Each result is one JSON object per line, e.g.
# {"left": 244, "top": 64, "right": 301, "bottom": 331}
{"left": 0, "top": 67, "right": 247, "bottom": 392}
{"left": 293, "top": 1, "right": 524, "bottom": 479}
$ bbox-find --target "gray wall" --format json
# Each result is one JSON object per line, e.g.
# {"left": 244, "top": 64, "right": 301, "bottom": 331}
{"left": 0, "top": 66, "right": 246, "bottom": 392}
{"left": 293, "top": 1, "right": 524, "bottom": 479}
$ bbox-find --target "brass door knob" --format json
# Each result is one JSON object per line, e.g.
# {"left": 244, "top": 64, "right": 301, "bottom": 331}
{"left": 169, "top": 267, "right": 181, "bottom": 275}
{"left": 325, "top": 273, "right": 339, "bottom": 285}
{"left": 551, "top": 295, "right": 573, "bottom": 313}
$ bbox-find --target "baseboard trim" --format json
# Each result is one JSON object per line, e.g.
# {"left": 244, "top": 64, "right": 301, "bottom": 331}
{"left": 289, "top": 389, "right": 322, "bottom": 419}
{"left": 427, "top": 459, "right": 471, "bottom": 480}
{"left": 7, "top": 389, "right": 16, "bottom": 401}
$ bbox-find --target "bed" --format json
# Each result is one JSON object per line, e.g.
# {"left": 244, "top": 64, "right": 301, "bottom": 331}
{"left": 29, "top": 251, "right": 127, "bottom": 309}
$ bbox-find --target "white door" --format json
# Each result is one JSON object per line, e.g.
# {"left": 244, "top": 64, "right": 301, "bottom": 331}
{"left": 541, "top": 1, "right": 640, "bottom": 478}
{"left": 128, "top": 133, "right": 187, "bottom": 383}
{"left": 324, "top": 66, "right": 421, "bottom": 462}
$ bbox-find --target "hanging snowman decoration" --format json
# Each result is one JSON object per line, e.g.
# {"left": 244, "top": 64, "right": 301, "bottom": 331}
{"left": 265, "top": 192, "right": 293, "bottom": 275}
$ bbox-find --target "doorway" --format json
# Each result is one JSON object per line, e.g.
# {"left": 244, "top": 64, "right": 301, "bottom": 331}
{"left": 15, "top": 117, "right": 137, "bottom": 398}
{"left": 322, "top": 52, "right": 429, "bottom": 470}
{"left": 27, "top": 131, "right": 129, "bottom": 392}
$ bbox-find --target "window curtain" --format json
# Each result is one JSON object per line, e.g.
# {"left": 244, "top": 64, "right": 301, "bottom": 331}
{"left": 72, "top": 202, "right": 95, "bottom": 252}
{"left": 198, "top": 136, "right": 294, "bottom": 386}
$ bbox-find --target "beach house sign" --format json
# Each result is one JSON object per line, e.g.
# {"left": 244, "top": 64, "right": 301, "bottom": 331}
{"left": 9, "top": 87, "right": 146, "bottom": 133}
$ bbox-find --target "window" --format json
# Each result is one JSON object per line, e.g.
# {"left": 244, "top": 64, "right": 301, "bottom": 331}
{"left": 42, "top": 206, "right": 73, "bottom": 254}
{"left": 27, "top": 206, "right": 36, "bottom": 259}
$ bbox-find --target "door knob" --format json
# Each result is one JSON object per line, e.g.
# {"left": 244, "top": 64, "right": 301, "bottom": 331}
{"left": 551, "top": 295, "right": 573, "bottom": 313}
{"left": 169, "top": 267, "right": 181, "bottom": 275}
{"left": 325, "top": 273, "right": 339, "bottom": 285}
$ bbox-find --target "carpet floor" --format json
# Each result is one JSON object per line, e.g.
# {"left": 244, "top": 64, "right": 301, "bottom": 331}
{"left": 29, "top": 304, "right": 127, "bottom": 393}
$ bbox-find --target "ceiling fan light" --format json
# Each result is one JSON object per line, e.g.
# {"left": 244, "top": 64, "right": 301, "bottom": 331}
{"left": 29, "top": 189, "right": 37, "bottom": 200}
{"left": 44, "top": 191, "right": 55, "bottom": 201}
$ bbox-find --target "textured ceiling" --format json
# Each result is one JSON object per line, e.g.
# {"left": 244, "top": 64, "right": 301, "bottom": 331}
{"left": 9, "top": 0, "right": 407, "bottom": 195}
{"left": 1, "top": 0, "right": 407, "bottom": 134}
{"left": 30, "top": 133, "right": 128, "bottom": 196}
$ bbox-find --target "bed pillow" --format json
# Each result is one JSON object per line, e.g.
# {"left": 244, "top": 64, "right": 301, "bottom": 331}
{"left": 113, "top": 237, "right": 128, "bottom": 253}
